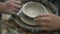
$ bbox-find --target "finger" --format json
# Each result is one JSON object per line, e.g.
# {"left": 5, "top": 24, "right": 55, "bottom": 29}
{"left": 9, "top": 0, "right": 16, "bottom": 1}
{"left": 13, "top": 4, "right": 21, "bottom": 9}
{"left": 11, "top": 12, "right": 16, "bottom": 14}
{"left": 40, "top": 27, "right": 48, "bottom": 31}
{"left": 7, "top": 9, "right": 17, "bottom": 14}
{"left": 37, "top": 22, "right": 48, "bottom": 27}
{"left": 12, "top": 1, "right": 21, "bottom": 5}
{"left": 11, "top": 4, "right": 22, "bottom": 10}
{"left": 36, "top": 13, "right": 49, "bottom": 18}
{"left": 7, "top": 1, "right": 21, "bottom": 9}
{"left": 35, "top": 20, "right": 52, "bottom": 27}
{"left": 35, "top": 17, "right": 50, "bottom": 22}
{"left": 40, "top": 26, "right": 54, "bottom": 31}
{"left": 9, "top": 11, "right": 16, "bottom": 14}
{"left": 12, "top": 8, "right": 19, "bottom": 12}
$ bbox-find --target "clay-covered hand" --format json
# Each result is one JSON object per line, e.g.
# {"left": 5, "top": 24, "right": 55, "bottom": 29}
{"left": 2, "top": 0, "right": 21, "bottom": 14}
{"left": 35, "top": 13, "right": 60, "bottom": 31}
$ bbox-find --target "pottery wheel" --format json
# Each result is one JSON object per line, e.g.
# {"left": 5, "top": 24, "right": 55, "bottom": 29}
{"left": 12, "top": 1, "right": 58, "bottom": 32}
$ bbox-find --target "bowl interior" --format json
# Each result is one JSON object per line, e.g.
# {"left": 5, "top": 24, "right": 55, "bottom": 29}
{"left": 23, "top": 2, "right": 48, "bottom": 18}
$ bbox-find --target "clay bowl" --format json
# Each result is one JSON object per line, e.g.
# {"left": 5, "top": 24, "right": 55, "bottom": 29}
{"left": 19, "top": 12, "right": 37, "bottom": 26}
{"left": 17, "top": 2, "right": 49, "bottom": 26}
{"left": 19, "top": 2, "right": 49, "bottom": 18}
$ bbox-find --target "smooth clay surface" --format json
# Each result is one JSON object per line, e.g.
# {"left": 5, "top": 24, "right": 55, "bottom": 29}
{"left": 23, "top": 2, "right": 48, "bottom": 18}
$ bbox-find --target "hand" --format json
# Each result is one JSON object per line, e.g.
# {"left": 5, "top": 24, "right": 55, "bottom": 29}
{"left": 35, "top": 13, "right": 60, "bottom": 31}
{"left": 2, "top": 0, "right": 21, "bottom": 14}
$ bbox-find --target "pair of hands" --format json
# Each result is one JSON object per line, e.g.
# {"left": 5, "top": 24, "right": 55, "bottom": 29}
{"left": 2, "top": 0, "right": 60, "bottom": 31}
